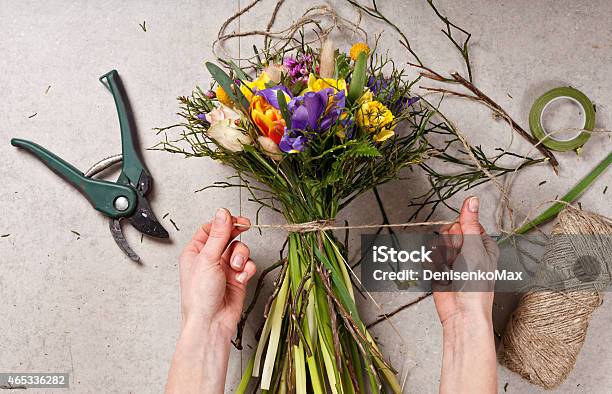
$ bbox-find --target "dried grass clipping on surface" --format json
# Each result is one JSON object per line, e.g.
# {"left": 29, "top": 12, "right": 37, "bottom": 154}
{"left": 500, "top": 207, "right": 612, "bottom": 389}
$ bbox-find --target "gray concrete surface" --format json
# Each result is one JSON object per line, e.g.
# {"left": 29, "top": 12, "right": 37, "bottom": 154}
{"left": 1, "top": 0, "right": 611, "bottom": 393}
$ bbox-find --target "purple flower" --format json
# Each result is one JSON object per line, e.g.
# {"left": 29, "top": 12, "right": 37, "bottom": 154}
{"left": 289, "top": 89, "right": 345, "bottom": 131}
{"left": 367, "top": 76, "right": 389, "bottom": 96}
{"left": 406, "top": 96, "right": 420, "bottom": 106}
{"left": 283, "top": 54, "right": 313, "bottom": 84}
{"left": 255, "top": 86, "right": 293, "bottom": 109}
{"left": 279, "top": 132, "right": 307, "bottom": 153}
{"left": 366, "top": 76, "right": 418, "bottom": 114}
{"left": 278, "top": 88, "right": 346, "bottom": 153}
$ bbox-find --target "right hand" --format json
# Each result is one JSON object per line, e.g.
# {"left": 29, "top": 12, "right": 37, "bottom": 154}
{"left": 432, "top": 196, "right": 500, "bottom": 327}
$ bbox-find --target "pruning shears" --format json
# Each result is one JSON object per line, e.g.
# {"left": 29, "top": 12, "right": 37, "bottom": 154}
{"left": 11, "top": 70, "right": 169, "bottom": 262}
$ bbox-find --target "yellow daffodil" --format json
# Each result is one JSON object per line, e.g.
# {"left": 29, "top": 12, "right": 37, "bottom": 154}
{"left": 240, "top": 72, "right": 271, "bottom": 102}
{"left": 356, "top": 92, "right": 395, "bottom": 142}
{"left": 303, "top": 74, "right": 347, "bottom": 94}
{"left": 349, "top": 42, "right": 370, "bottom": 61}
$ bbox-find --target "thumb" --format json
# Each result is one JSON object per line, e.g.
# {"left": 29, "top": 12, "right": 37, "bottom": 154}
{"left": 459, "top": 196, "right": 482, "bottom": 235}
{"left": 200, "top": 208, "right": 233, "bottom": 262}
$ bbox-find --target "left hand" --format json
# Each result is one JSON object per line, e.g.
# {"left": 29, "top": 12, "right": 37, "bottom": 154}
{"left": 178, "top": 208, "right": 257, "bottom": 338}
{"left": 166, "top": 208, "right": 257, "bottom": 394}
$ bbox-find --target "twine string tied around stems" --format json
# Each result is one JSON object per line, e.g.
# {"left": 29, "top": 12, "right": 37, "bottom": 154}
{"left": 234, "top": 219, "right": 454, "bottom": 233}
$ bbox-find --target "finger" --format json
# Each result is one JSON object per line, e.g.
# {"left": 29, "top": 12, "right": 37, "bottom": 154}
{"left": 439, "top": 222, "right": 453, "bottom": 234}
{"left": 481, "top": 234, "right": 500, "bottom": 267}
{"left": 200, "top": 208, "right": 234, "bottom": 261}
{"left": 458, "top": 197, "right": 489, "bottom": 271}
{"left": 235, "top": 260, "right": 257, "bottom": 286}
{"left": 224, "top": 241, "right": 251, "bottom": 271}
{"left": 182, "top": 216, "right": 251, "bottom": 257}
{"left": 226, "top": 260, "right": 257, "bottom": 310}
{"left": 446, "top": 222, "right": 463, "bottom": 249}
{"left": 459, "top": 196, "right": 482, "bottom": 235}
{"left": 439, "top": 222, "right": 462, "bottom": 261}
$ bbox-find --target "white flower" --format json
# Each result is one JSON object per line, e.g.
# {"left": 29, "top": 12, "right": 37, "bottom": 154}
{"left": 208, "top": 119, "right": 252, "bottom": 152}
{"left": 257, "top": 136, "right": 283, "bottom": 161}
{"left": 205, "top": 105, "right": 239, "bottom": 124}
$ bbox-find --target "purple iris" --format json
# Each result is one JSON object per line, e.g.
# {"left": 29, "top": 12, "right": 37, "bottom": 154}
{"left": 255, "top": 86, "right": 293, "bottom": 109}
{"left": 279, "top": 88, "right": 346, "bottom": 153}
{"left": 283, "top": 54, "right": 313, "bottom": 84}
{"left": 366, "top": 76, "right": 419, "bottom": 114}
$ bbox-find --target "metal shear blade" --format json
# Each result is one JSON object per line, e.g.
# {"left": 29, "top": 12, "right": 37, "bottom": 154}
{"left": 128, "top": 186, "right": 169, "bottom": 238}
{"left": 110, "top": 219, "right": 141, "bottom": 263}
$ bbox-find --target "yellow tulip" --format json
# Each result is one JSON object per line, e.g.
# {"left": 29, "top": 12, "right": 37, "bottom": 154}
{"left": 215, "top": 86, "right": 233, "bottom": 107}
{"left": 240, "top": 72, "right": 271, "bottom": 102}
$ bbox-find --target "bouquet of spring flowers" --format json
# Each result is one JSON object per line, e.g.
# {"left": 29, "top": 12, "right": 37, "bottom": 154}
{"left": 158, "top": 35, "right": 529, "bottom": 392}
{"left": 162, "top": 41, "right": 417, "bottom": 393}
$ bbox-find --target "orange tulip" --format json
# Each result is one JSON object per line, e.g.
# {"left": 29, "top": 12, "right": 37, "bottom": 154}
{"left": 250, "top": 95, "right": 286, "bottom": 145}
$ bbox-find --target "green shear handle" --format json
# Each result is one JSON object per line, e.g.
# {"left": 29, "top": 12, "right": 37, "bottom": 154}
{"left": 10, "top": 138, "right": 137, "bottom": 218}
{"left": 99, "top": 70, "right": 148, "bottom": 189}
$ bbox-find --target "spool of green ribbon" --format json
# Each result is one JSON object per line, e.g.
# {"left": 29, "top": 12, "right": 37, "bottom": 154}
{"left": 529, "top": 87, "right": 595, "bottom": 152}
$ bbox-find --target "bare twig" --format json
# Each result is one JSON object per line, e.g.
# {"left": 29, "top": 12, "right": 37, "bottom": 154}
{"left": 366, "top": 292, "right": 432, "bottom": 329}
{"left": 321, "top": 267, "right": 344, "bottom": 374}
{"left": 314, "top": 264, "right": 393, "bottom": 372}
{"left": 408, "top": 62, "right": 452, "bottom": 82}
{"left": 450, "top": 72, "right": 559, "bottom": 172}
{"left": 426, "top": 0, "right": 473, "bottom": 81}
{"left": 264, "top": 261, "right": 289, "bottom": 318}
{"left": 290, "top": 272, "right": 313, "bottom": 357}
{"left": 346, "top": 0, "right": 423, "bottom": 66}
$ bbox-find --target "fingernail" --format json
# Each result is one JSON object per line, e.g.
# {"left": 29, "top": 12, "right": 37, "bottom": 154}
{"left": 468, "top": 197, "right": 479, "bottom": 213}
{"left": 236, "top": 271, "right": 248, "bottom": 284}
{"left": 232, "top": 254, "right": 245, "bottom": 270}
{"left": 214, "top": 208, "right": 227, "bottom": 224}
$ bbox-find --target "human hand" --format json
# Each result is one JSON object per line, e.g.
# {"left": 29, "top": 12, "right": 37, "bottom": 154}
{"left": 178, "top": 208, "right": 257, "bottom": 338}
{"left": 433, "top": 196, "right": 499, "bottom": 394}
{"left": 166, "top": 208, "right": 257, "bottom": 394}
{"left": 433, "top": 196, "right": 500, "bottom": 327}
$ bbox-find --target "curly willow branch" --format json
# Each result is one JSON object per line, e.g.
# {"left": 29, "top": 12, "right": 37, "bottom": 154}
{"left": 213, "top": 0, "right": 367, "bottom": 62}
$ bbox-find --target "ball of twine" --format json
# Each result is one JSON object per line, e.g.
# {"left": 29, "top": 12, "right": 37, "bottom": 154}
{"left": 500, "top": 207, "right": 612, "bottom": 389}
